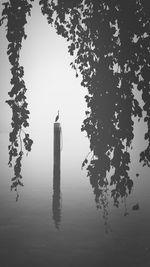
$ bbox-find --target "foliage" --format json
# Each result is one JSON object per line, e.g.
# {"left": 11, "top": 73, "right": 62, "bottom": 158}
{"left": 39, "top": 0, "right": 150, "bottom": 209}
{"left": 0, "top": 0, "right": 34, "bottom": 199}
{"left": 1, "top": 0, "right": 150, "bottom": 208}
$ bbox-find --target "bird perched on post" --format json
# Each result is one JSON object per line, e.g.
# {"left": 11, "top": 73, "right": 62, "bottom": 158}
{"left": 55, "top": 110, "right": 59, "bottom": 122}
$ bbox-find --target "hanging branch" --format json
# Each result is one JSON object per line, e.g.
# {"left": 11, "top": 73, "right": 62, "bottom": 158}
{"left": 39, "top": 0, "right": 150, "bottom": 210}
{"left": 0, "top": 0, "right": 34, "bottom": 199}
{"left": 1, "top": 0, "right": 150, "bottom": 206}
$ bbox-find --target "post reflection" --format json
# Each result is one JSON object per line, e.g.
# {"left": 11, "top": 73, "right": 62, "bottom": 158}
{"left": 52, "top": 164, "right": 62, "bottom": 229}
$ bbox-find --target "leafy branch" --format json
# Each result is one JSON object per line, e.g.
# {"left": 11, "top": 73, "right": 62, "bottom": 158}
{"left": 1, "top": 0, "right": 34, "bottom": 199}
{"left": 40, "top": 0, "right": 150, "bottom": 210}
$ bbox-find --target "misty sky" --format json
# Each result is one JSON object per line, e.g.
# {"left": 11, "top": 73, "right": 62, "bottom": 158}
{"left": 0, "top": 2, "right": 86, "bottom": 129}
{"left": 0, "top": 1, "right": 89, "bottom": 163}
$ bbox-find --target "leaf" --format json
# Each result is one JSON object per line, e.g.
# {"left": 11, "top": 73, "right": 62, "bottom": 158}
{"left": 132, "top": 203, "right": 140, "bottom": 211}
{"left": 81, "top": 158, "right": 88, "bottom": 169}
{"left": 11, "top": 176, "right": 17, "bottom": 181}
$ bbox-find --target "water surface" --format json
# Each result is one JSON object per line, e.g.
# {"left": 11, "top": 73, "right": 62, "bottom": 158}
{"left": 0, "top": 130, "right": 150, "bottom": 267}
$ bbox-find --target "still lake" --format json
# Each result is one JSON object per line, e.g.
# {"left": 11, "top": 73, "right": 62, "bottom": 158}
{"left": 0, "top": 122, "right": 150, "bottom": 267}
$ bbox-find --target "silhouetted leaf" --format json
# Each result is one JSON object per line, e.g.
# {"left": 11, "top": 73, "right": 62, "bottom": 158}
{"left": 132, "top": 203, "right": 140, "bottom": 211}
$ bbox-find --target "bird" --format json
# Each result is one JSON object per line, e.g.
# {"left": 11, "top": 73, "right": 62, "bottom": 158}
{"left": 55, "top": 110, "right": 59, "bottom": 122}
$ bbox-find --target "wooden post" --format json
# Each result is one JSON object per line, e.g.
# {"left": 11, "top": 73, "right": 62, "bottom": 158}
{"left": 53, "top": 122, "right": 61, "bottom": 168}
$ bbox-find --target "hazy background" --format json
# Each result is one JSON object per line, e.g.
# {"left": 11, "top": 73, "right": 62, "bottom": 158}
{"left": 0, "top": 2, "right": 150, "bottom": 267}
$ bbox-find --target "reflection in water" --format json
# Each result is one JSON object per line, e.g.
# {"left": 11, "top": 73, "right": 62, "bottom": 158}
{"left": 52, "top": 164, "right": 62, "bottom": 229}
{"left": 85, "top": 146, "right": 134, "bottom": 223}
{"left": 96, "top": 185, "right": 111, "bottom": 233}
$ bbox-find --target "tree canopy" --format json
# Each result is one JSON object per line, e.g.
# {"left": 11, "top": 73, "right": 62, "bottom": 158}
{"left": 0, "top": 0, "right": 150, "bottom": 206}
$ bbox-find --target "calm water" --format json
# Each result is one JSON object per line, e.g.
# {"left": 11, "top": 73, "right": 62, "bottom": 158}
{"left": 0, "top": 130, "right": 150, "bottom": 267}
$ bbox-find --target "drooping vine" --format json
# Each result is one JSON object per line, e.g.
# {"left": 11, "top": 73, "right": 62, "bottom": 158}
{"left": 0, "top": 0, "right": 34, "bottom": 200}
